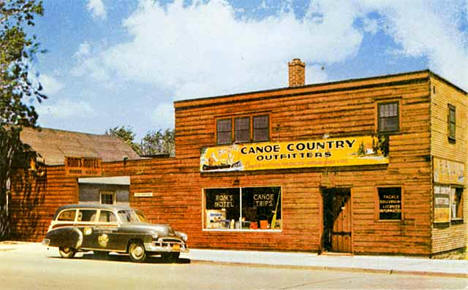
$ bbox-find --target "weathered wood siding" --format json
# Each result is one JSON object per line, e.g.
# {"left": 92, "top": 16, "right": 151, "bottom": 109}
{"left": 174, "top": 71, "right": 433, "bottom": 255}
{"left": 430, "top": 76, "right": 467, "bottom": 254}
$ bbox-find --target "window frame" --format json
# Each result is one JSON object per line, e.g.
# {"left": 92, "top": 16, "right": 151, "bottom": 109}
{"left": 377, "top": 101, "right": 400, "bottom": 133}
{"left": 202, "top": 186, "right": 282, "bottom": 232}
{"left": 100, "top": 191, "right": 116, "bottom": 205}
{"left": 234, "top": 116, "right": 251, "bottom": 143}
{"left": 215, "top": 114, "right": 270, "bottom": 145}
{"left": 448, "top": 104, "right": 456, "bottom": 143}
{"left": 376, "top": 186, "right": 403, "bottom": 221}
{"left": 451, "top": 187, "right": 463, "bottom": 222}
{"left": 216, "top": 118, "right": 233, "bottom": 145}
{"left": 253, "top": 115, "right": 270, "bottom": 142}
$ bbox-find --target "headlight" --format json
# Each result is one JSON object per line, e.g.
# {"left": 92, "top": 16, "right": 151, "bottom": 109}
{"left": 151, "top": 232, "right": 159, "bottom": 240}
{"left": 176, "top": 231, "right": 188, "bottom": 242}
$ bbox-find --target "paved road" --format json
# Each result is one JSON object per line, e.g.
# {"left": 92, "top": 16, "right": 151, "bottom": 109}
{"left": 0, "top": 245, "right": 466, "bottom": 289}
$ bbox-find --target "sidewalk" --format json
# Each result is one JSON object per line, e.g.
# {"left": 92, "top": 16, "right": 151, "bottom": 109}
{"left": 1, "top": 241, "right": 467, "bottom": 278}
{"left": 187, "top": 249, "right": 468, "bottom": 278}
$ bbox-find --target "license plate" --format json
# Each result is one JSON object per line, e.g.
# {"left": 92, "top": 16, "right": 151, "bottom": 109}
{"left": 172, "top": 244, "right": 180, "bottom": 251}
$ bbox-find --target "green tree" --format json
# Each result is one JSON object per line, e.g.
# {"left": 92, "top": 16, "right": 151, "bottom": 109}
{"left": 140, "top": 129, "right": 175, "bottom": 156}
{"left": 1, "top": 0, "right": 45, "bottom": 238}
{"left": 105, "top": 126, "right": 142, "bottom": 155}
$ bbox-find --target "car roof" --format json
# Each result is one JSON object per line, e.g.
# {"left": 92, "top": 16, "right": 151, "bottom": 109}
{"left": 55, "top": 204, "right": 133, "bottom": 213}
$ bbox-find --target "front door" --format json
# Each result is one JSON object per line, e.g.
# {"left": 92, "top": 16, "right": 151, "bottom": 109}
{"left": 322, "top": 188, "right": 352, "bottom": 253}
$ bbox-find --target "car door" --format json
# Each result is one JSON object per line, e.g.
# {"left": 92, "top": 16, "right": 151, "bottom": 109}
{"left": 93, "top": 210, "right": 124, "bottom": 251}
{"left": 74, "top": 209, "right": 98, "bottom": 249}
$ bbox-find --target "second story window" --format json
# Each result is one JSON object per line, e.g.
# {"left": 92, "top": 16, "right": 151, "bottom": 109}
{"left": 378, "top": 102, "right": 399, "bottom": 133}
{"left": 216, "top": 114, "right": 270, "bottom": 145}
{"left": 448, "top": 104, "right": 456, "bottom": 142}
{"left": 253, "top": 115, "right": 269, "bottom": 142}
{"left": 235, "top": 117, "right": 250, "bottom": 143}
{"left": 217, "top": 118, "right": 232, "bottom": 145}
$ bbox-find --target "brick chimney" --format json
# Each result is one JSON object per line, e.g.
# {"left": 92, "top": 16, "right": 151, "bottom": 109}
{"left": 288, "top": 58, "right": 305, "bottom": 87}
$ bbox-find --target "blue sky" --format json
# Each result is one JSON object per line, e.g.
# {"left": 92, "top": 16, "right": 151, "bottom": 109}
{"left": 32, "top": 0, "right": 467, "bottom": 139}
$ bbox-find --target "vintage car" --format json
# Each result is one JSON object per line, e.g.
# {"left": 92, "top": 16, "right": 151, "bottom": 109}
{"left": 42, "top": 204, "right": 188, "bottom": 262}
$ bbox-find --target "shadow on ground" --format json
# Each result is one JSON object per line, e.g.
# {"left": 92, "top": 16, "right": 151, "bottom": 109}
{"left": 50, "top": 252, "right": 191, "bottom": 264}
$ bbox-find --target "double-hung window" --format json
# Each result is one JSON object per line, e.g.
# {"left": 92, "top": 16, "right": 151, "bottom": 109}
{"left": 448, "top": 104, "right": 456, "bottom": 142}
{"left": 378, "top": 102, "right": 399, "bottom": 133}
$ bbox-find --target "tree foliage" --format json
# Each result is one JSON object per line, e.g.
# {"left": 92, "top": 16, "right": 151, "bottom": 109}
{"left": 0, "top": 0, "right": 45, "bottom": 237}
{"left": 140, "top": 129, "right": 175, "bottom": 157}
{"left": 105, "top": 126, "right": 142, "bottom": 155}
{"left": 106, "top": 126, "right": 175, "bottom": 157}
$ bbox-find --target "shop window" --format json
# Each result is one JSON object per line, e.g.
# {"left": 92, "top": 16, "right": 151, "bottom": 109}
{"left": 217, "top": 118, "right": 232, "bottom": 145}
{"left": 378, "top": 187, "right": 401, "bottom": 220}
{"left": 448, "top": 104, "right": 456, "bottom": 142}
{"left": 204, "top": 187, "right": 281, "bottom": 230}
{"left": 57, "top": 210, "right": 76, "bottom": 221}
{"left": 451, "top": 188, "right": 463, "bottom": 220}
{"left": 253, "top": 115, "right": 269, "bottom": 142}
{"left": 235, "top": 117, "right": 250, "bottom": 143}
{"left": 100, "top": 191, "right": 115, "bottom": 205}
{"left": 378, "top": 102, "right": 399, "bottom": 133}
{"left": 99, "top": 210, "right": 117, "bottom": 223}
{"left": 77, "top": 209, "right": 97, "bottom": 222}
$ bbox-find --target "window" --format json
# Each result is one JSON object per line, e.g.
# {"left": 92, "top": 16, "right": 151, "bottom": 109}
{"left": 253, "top": 115, "right": 269, "bottom": 142}
{"left": 217, "top": 119, "right": 232, "bottom": 145}
{"left": 100, "top": 191, "right": 115, "bottom": 205}
{"left": 99, "top": 210, "right": 117, "bottom": 223}
{"left": 204, "top": 187, "right": 281, "bottom": 230}
{"left": 57, "top": 210, "right": 76, "bottom": 221}
{"left": 448, "top": 104, "right": 456, "bottom": 142}
{"left": 378, "top": 102, "right": 399, "bottom": 133}
{"left": 451, "top": 188, "right": 463, "bottom": 220}
{"left": 77, "top": 210, "right": 97, "bottom": 222}
{"left": 216, "top": 114, "right": 270, "bottom": 144}
{"left": 235, "top": 117, "right": 250, "bottom": 143}
{"left": 378, "top": 187, "right": 401, "bottom": 220}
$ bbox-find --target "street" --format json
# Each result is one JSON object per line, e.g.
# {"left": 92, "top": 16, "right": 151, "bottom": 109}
{"left": 0, "top": 244, "right": 466, "bottom": 290}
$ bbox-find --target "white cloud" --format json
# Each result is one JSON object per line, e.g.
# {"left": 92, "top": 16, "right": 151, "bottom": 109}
{"left": 74, "top": 41, "right": 91, "bottom": 59}
{"left": 87, "top": 0, "right": 107, "bottom": 20}
{"left": 39, "top": 74, "right": 64, "bottom": 96}
{"left": 75, "top": 0, "right": 364, "bottom": 100}
{"left": 360, "top": 0, "right": 467, "bottom": 88}
{"left": 151, "top": 102, "right": 174, "bottom": 129}
{"left": 37, "top": 99, "right": 96, "bottom": 119}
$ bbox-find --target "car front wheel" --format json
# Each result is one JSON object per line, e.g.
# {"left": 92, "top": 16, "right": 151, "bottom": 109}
{"left": 59, "top": 247, "right": 76, "bottom": 258}
{"left": 128, "top": 241, "right": 146, "bottom": 263}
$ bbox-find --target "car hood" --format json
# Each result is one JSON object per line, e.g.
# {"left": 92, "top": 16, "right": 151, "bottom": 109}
{"left": 119, "top": 223, "right": 176, "bottom": 237}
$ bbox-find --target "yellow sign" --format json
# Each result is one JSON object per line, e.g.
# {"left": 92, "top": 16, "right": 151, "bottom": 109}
{"left": 434, "top": 185, "right": 451, "bottom": 223}
{"left": 433, "top": 158, "right": 464, "bottom": 185}
{"left": 200, "top": 136, "right": 389, "bottom": 172}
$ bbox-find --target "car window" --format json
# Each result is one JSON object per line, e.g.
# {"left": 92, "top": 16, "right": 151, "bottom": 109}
{"left": 99, "top": 210, "right": 117, "bottom": 223}
{"left": 77, "top": 209, "right": 97, "bottom": 222}
{"left": 118, "top": 210, "right": 140, "bottom": 223}
{"left": 57, "top": 210, "right": 76, "bottom": 221}
{"left": 135, "top": 210, "right": 147, "bottom": 223}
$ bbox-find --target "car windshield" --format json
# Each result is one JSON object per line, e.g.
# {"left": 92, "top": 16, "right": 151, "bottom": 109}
{"left": 117, "top": 210, "right": 141, "bottom": 223}
{"left": 135, "top": 210, "right": 147, "bottom": 223}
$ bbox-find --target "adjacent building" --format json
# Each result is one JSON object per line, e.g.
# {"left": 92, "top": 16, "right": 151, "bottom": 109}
{"left": 10, "top": 61, "right": 467, "bottom": 257}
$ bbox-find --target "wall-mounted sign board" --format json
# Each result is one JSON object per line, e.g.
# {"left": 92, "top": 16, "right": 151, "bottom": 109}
{"left": 134, "top": 192, "right": 153, "bottom": 197}
{"left": 65, "top": 157, "right": 102, "bottom": 177}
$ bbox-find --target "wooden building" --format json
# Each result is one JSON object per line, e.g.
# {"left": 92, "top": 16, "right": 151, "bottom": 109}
{"left": 10, "top": 61, "right": 467, "bottom": 257}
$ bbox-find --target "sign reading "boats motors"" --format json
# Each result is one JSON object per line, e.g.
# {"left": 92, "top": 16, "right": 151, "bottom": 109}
{"left": 200, "top": 136, "right": 389, "bottom": 172}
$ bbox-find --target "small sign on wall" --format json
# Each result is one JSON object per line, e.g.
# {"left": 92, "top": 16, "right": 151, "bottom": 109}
{"left": 134, "top": 192, "right": 153, "bottom": 197}
{"left": 434, "top": 185, "right": 450, "bottom": 223}
{"left": 65, "top": 157, "right": 102, "bottom": 177}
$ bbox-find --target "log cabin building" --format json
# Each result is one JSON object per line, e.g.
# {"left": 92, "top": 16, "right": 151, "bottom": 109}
{"left": 9, "top": 60, "right": 467, "bottom": 257}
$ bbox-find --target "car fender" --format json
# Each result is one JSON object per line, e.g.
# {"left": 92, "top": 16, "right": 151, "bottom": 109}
{"left": 46, "top": 227, "right": 83, "bottom": 249}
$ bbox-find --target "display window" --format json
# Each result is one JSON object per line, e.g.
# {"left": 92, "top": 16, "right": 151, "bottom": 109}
{"left": 204, "top": 187, "right": 281, "bottom": 230}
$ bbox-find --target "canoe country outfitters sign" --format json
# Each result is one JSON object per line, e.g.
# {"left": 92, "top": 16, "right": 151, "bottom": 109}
{"left": 200, "top": 136, "right": 389, "bottom": 172}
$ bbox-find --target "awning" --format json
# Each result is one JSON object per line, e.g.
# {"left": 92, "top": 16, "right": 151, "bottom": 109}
{"left": 78, "top": 176, "right": 130, "bottom": 185}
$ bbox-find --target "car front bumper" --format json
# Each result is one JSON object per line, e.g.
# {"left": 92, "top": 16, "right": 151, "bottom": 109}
{"left": 144, "top": 241, "right": 189, "bottom": 253}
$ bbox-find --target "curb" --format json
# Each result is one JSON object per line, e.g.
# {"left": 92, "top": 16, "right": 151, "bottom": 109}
{"left": 190, "top": 259, "right": 468, "bottom": 279}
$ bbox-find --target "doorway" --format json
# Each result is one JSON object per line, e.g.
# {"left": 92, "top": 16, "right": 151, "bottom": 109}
{"left": 322, "top": 188, "right": 352, "bottom": 253}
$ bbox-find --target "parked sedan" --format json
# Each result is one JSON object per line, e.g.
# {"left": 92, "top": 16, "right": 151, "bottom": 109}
{"left": 42, "top": 204, "right": 188, "bottom": 262}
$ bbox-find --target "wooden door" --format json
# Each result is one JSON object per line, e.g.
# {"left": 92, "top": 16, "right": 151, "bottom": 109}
{"left": 330, "top": 192, "right": 352, "bottom": 252}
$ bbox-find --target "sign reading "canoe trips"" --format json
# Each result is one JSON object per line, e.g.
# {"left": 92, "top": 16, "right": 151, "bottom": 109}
{"left": 200, "top": 136, "right": 389, "bottom": 172}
